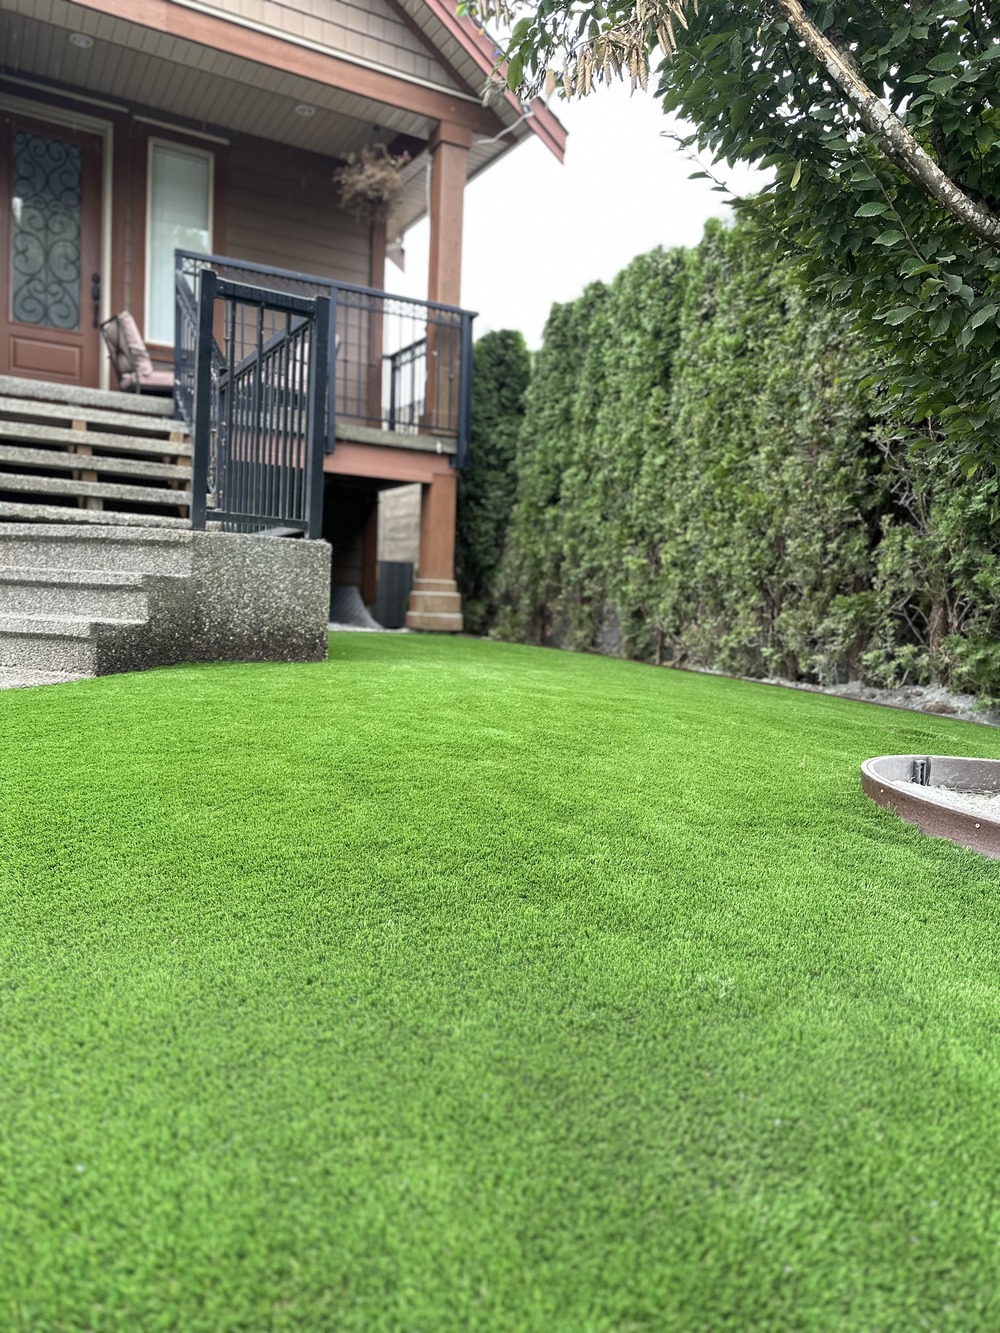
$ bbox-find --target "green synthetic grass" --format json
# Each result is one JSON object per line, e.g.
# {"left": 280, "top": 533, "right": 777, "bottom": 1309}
{"left": 3, "top": 634, "right": 1000, "bottom": 1331}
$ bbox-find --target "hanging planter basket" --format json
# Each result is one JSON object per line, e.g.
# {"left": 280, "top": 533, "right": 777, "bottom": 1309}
{"left": 333, "top": 144, "right": 411, "bottom": 224}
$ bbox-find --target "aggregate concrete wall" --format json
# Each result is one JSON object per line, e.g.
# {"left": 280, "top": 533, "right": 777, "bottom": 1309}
{"left": 98, "top": 531, "right": 331, "bottom": 674}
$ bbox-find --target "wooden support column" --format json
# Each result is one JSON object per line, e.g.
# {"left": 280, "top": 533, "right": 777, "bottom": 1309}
{"left": 427, "top": 122, "right": 470, "bottom": 307}
{"left": 367, "top": 219, "right": 387, "bottom": 426}
{"left": 405, "top": 470, "right": 462, "bottom": 632}
{"left": 405, "top": 122, "right": 470, "bottom": 633}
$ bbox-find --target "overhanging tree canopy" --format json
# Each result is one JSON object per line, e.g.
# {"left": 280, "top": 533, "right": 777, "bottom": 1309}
{"left": 472, "top": 1, "right": 1000, "bottom": 463}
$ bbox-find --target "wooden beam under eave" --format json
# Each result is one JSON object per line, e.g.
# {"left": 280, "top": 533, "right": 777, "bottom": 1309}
{"left": 66, "top": 0, "right": 508, "bottom": 137}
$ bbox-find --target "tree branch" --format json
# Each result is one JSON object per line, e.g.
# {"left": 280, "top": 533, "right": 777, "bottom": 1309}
{"left": 771, "top": 0, "right": 1000, "bottom": 249}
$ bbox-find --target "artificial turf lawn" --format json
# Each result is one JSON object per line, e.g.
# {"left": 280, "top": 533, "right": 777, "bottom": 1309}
{"left": 3, "top": 634, "right": 1000, "bottom": 1331}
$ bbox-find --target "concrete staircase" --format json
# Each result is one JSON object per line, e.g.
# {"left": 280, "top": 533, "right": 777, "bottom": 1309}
{"left": 0, "top": 375, "right": 191, "bottom": 528}
{"left": 0, "top": 379, "right": 329, "bottom": 689}
{"left": 0, "top": 524, "right": 194, "bottom": 688}
{"left": 0, "top": 378, "right": 198, "bottom": 688}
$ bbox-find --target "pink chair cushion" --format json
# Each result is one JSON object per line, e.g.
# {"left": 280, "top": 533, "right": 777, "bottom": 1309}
{"left": 103, "top": 312, "right": 174, "bottom": 391}
{"left": 120, "top": 369, "right": 174, "bottom": 392}
{"left": 103, "top": 312, "right": 154, "bottom": 380}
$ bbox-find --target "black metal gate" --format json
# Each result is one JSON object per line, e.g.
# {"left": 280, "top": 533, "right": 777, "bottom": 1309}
{"left": 177, "top": 266, "right": 329, "bottom": 538}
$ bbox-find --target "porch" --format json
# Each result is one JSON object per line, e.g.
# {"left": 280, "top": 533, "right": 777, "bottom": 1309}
{"left": 0, "top": 0, "right": 563, "bottom": 656}
{"left": 0, "top": 250, "right": 474, "bottom": 631}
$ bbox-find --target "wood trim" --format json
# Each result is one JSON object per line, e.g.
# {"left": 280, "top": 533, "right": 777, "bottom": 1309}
{"left": 430, "top": 122, "right": 473, "bottom": 152}
{"left": 418, "top": 0, "right": 567, "bottom": 162}
{"left": 324, "top": 441, "right": 453, "bottom": 484}
{"left": 67, "top": 0, "right": 507, "bottom": 137}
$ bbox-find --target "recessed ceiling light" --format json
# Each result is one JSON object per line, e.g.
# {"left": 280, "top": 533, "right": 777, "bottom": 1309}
{"left": 69, "top": 32, "right": 94, "bottom": 49}
{"left": 294, "top": 104, "right": 316, "bottom": 118}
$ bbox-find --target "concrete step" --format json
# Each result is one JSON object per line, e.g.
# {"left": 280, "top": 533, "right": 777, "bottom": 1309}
{"left": 0, "top": 502, "right": 189, "bottom": 528}
{"left": 0, "top": 665, "right": 88, "bottom": 689}
{"left": 405, "top": 611, "right": 463, "bottom": 631}
{"left": 0, "top": 395, "right": 187, "bottom": 439}
{"left": 0, "top": 565, "right": 149, "bottom": 619}
{"left": 408, "top": 591, "right": 462, "bottom": 614}
{"left": 0, "top": 374, "right": 176, "bottom": 417}
{"left": 0, "top": 524, "right": 194, "bottom": 576}
{"left": 0, "top": 419, "right": 193, "bottom": 458}
{"left": 406, "top": 577, "right": 463, "bottom": 632}
{"left": 0, "top": 444, "right": 191, "bottom": 482}
{"left": 0, "top": 614, "right": 122, "bottom": 674}
{"left": 0, "top": 472, "right": 190, "bottom": 507}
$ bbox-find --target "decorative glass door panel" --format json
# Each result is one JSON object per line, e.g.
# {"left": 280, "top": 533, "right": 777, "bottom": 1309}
{"left": 0, "top": 113, "right": 102, "bottom": 385}
{"left": 11, "top": 131, "right": 83, "bottom": 331}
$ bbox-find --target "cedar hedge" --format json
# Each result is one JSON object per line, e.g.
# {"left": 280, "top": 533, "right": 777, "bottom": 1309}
{"left": 465, "top": 220, "right": 1000, "bottom": 697}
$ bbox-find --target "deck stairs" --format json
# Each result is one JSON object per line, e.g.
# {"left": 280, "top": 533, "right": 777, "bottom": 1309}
{"left": 0, "top": 375, "right": 191, "bottom": 529}
{"left": 0, "top": 377, "right": 194, "bottom": 689}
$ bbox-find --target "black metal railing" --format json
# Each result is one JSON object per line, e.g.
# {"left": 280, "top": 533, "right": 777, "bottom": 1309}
{"left": 386, "top": 337, "right": 426, "bottom": 433}
{"left": 176, "top": 263, "right": 328, "bottom": 538}
{"left": 174, "top": 250, "right": 475, "bottom": 466}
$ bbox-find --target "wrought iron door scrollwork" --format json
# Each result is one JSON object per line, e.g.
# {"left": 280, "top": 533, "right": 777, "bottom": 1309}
{"left": 11, "top": 131, "right": 82, "bottom": 331}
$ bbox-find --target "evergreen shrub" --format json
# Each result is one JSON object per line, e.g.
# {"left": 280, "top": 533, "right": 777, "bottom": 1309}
{"left": 491, "top": 219, "right": 1000, "bottom": 697}
{"left": 456, "top": 330, "right": 531, "bottom": 635}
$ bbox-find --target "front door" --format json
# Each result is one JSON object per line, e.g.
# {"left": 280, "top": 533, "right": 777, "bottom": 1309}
{"left": 0, "top": 112, "right": 102, "bottom": 386}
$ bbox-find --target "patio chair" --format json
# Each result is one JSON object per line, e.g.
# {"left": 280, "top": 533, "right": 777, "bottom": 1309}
{"left": 100, "top": 312, "right": 175, "bottom": 395}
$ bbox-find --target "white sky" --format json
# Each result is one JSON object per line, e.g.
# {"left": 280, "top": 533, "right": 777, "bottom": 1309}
{"left": 391, "top": 83, "right": 769, "bottom": 348}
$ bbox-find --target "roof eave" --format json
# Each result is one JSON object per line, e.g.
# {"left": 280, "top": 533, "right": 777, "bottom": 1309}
{"left": 417, "top": 0, "right": 566, "bottom": 162}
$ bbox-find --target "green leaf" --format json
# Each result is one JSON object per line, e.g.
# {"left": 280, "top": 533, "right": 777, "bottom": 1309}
{"left": 506, "top": 54, "right": 524, "bottom": 91}
{"left": 855, "top": 201, "right": 889, "bottom": 217}
{"left": 969, "top": 305, "right": 1000, "bottom": 329}
{"left": 882, "top": 307, "right": 915, "bottom": 325}
{"left": 510, "top": 17, "right": 533, "bottom": 45}
{"left": 874, "top": 231, "right": 906, "bottom": 246}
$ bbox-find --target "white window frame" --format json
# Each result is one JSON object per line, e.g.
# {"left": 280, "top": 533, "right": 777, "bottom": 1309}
{"left": 144, "top": 138, "right": 214, "bottom": 346}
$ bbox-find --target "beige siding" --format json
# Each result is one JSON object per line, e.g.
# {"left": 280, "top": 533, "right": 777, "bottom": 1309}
{"left": 225, "top": 137, "right": 370, "bottom": 285}
{"left": 209, "top": 0, "right": 462, "bottom": 90}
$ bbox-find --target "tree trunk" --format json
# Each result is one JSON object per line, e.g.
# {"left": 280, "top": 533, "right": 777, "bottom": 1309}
{"left": 928, "top": 596, "right": 949, "bottom": 684}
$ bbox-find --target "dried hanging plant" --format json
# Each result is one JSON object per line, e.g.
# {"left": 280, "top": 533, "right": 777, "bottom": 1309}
{"left": 333, "top": 144, "right": 411, "bottom": 223}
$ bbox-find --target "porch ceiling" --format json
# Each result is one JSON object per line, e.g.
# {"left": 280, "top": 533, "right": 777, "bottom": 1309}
{"left": 0, "top": 0, "right": 436, "bottom": 157}
{"left": 0, "top": 0, "right": 561, "bottom": 236}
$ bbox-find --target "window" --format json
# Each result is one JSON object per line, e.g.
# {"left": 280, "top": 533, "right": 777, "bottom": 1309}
{"left": 146, "top": 141, "right": 212, "bottom": 344}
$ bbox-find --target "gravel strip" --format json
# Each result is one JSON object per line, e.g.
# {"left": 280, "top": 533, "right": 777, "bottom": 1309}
{"left": 899, "top": 781, "right": 1000, "bottom": 817}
